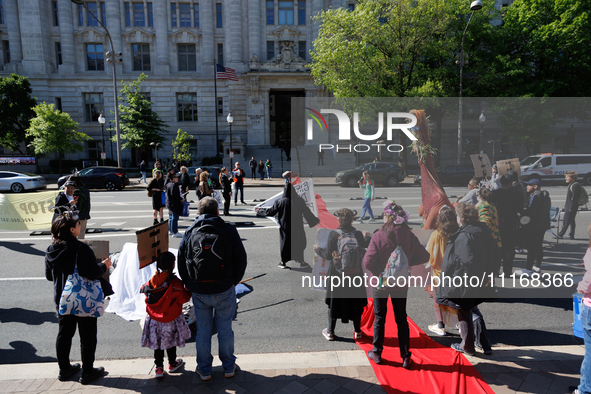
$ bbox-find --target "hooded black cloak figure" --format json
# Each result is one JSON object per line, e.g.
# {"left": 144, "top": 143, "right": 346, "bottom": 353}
{"left": 266, "top": 182, "right": 319, "bottom": 266}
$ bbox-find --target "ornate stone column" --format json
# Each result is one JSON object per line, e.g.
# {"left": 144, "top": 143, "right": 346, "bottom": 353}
{"left": 248, "top": 0, "right": 261, "bottom": 63}
{"left": 19, "top": 0, "right": 51, "bottom": 74}
{"left": 312, "top": 0, "right": 323, "bottom": 44}
{"left": 4, "top": 0, "right": 23, "bottom": 71}
{"left": 152, "top": 0, "right": 170, "bottom": 74}
{"left": 228, "top": 0, "right": 243, "bottom": 66}
{"left": 57, "top": 0, "right": 76, "bottom": 74}
{"left": 200, "top": 0, "right": 214, "bottom": 73}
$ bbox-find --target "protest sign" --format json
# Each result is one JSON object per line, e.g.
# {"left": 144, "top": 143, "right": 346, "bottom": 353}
{"left": 312, "top": 228, "right": 332, "bottom": 291}
{"left": 136, "top": 221, "right": 169, "bottom": 268}
{"left": 0, "top": 190, "right": 58, "bottom": 230}
{"left": 293, "top": 178, "right": 318, "bottom": 224}
{"left": 496, "top": 158, "right": 521, "bottom": 178}
{"left": 470, "top": 154, "right": 493, "bottom": 179}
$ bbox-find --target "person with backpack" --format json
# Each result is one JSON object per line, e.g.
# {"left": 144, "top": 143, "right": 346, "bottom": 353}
{"left": 362, "top": 201, "right": 430, "bottom": 369}
{"left": 519, "top": 178, "right": 552, "bottom": 276}
{"left": 140, "top": 252, "right": 191, "bottom": 378}
{"left": 558, "top": 170, "right": 587, "bottom": 240}
{"left": 139, "top": 160, "right": 147, "bottom": 184}
{"left": 177, "top": 197, "right": 247, "bottom": 381}
{"left": 314, "top": 208, "right": 371, "bottom": 341}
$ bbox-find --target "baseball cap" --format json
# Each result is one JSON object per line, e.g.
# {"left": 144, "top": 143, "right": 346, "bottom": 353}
{"left": 525, "top": 178, "right": 541, "bottom": 186}
{"left": 64, "top": 181, "right": 76, "bottom": 187}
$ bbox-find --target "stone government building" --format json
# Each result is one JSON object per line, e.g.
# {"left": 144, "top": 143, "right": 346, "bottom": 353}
{"left": 0, "top": 0, "right": 588, "bottom": 176}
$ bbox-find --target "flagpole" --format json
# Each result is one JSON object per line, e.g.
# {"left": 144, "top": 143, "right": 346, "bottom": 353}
{"left": 214, "top": 60, "right": 220, "bottom": 161}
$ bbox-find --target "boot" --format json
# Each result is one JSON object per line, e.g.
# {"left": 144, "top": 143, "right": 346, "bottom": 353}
{"left": 153, "top": 219, "right": 159, "bottom": 226}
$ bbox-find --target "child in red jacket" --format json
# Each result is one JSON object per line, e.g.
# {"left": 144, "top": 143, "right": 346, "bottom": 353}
{"left": 141, "top": 252, "right": 192, "bottom": 378}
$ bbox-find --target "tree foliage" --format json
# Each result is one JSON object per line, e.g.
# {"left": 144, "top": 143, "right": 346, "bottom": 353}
{"left": 117, "top": 74, "right": 167, "bottom": 149}
{"left": 26, "top": 102, "right": 90, "bottom": 175}
{"left": 0, "top": 74, "right": 37, "bottom": 153}
{"left": 171, "top": 128, "right": 191, "bottom": 163}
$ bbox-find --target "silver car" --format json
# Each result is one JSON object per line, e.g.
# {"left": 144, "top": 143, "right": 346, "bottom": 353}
{"left": 0, "top": 171, "right": 47, "bottom": 193}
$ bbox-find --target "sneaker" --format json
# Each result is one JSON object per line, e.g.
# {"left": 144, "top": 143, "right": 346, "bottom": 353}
{"left": 517, "top": 269, "right": 533, "bottom": 277}
{"left": 172, "top": 232, "right": 183, "bottom": 238}
{"left": 367, "top": 350, "right": 381, "bottom": 364}
{"left": 58, "top": 363, "right": 81, "bottom": 381}
{"left": 225, "top": 364, "right": 239, "bottom": 378}
{"left": 278, "top": 262, "right": 289, "bottom": 269}
{"left": 358, "top": 218, "right": 363, "bottom": 224}
{"left": 154, "top": 367, "right": 164, "bottom": 378}
{"left": 369, "top": 218, "right": 376, "bottom": 222}
{"left": 451, "top": 343, "right": 475, "bottom": 356}
{"left": 79, "top": 367, "right": 105, "bottom": 385}
{"left": 299, "top": 261, "right": 311, "bottom": 269}
{"left": 475, "top": 345, "right": 492, "bottom": 356}
{"left": 354, "top": 331, "right": 363, "bottom": 340}
{"left": 569, "top": 386, "right": 581, "bottom": 394}
{"left": 195, "top": 368, "right": 212, "bottom": 381}
{"left": 322, "top": 328, "right": 334, "bottom": 341}
{"left": 428, "top": 324, "right": 446, "bottom": 336}
{"left": 168, "top": 359, "right": 184, "bottom": 373}
{"left": 532, "top": 266, "right": 542, "bottom": 274}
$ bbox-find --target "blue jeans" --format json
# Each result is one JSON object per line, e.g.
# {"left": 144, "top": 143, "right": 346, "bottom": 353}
{"left": 266, "top": 167, "right": 272, "bottom": 179}
{"left": 361, "top": 198, "right": 374, "bottom": 219}
{"left": 579, "top": 302, "right": 591, "bottom": 394}
{"left": 234, "top": 183, "right": 244, "bottom": 203}
{"left": 139, "top": 171, "right": 147, "bottom": 183}
{"left": 192, "top": 287, "right": 237, "bottom": 375}
{"left": 168, "top": 212, "right": 179, "bottom": 234}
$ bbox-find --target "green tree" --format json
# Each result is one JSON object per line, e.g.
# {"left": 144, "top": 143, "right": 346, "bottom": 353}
{"left": 26, "top": 102, "right": 90, "bottom": 175}
{"left": 171, "top": 128, "right": 191, "bottom": 164}
{"left": 0, "top": 74, "right": 37, "bottom": 153}
{"left": 116, "top": 73, "right": 167, "bottom": 149}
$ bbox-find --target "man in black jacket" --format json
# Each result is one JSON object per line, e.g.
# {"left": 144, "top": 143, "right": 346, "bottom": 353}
{"left": 558, "top": 170, "right": 584, "bottom": 240}
{"left": 52, "top": 181, "right": 78, "bottom": 221}
{"left": 248, "top": 157, "right": 257, "bottom": 180}
{"left": 492, "top": 174, "right": 522, "bottom": 276}
{"left": 177, "top": 197, "right": 247, "bottom": 381}
{"left": 520, "top": 178, "right": 551, "bottom": 276}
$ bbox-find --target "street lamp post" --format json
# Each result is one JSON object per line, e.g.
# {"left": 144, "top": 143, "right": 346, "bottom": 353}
{"left": 71, "top": 0, "right": 122, "bottom": 168}
{"left": 227, "top": 112, "right": 234, "bottom": 168}
{"left": 457, "top": 0, "right": 483, "bottom": 165}
{"left": 98, "top": 113, "right": 106, "bottom": 166}
{"left": 478, "top": 110, "right": 486, "bottom": 154}
{"left": 150, "top": 142, "right": 162, "bottom": 162}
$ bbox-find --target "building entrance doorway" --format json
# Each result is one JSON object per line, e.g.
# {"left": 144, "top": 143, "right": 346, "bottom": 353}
{"left": 269, "top": 90, "right": 305, "bottom": 147}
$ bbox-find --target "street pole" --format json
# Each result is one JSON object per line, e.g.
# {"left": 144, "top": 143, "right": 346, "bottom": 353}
{"left": 71, "top": 0, "right": 122, "bottom": 168}
{"left": 478, "top": 110, "right": 486, "bottom": 154}
{"left": 227, "top": 112, "right": 233, "bottom": 168}
{"left": 98, "top": 113, "right": 106, "bottom": 166}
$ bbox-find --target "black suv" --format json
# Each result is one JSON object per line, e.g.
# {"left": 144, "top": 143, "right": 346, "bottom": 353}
{"left": 57, "top": 167, "right": 130, "bottom": 191}
{"left": 335, "top": 162, "right": 405, "bottom": 187}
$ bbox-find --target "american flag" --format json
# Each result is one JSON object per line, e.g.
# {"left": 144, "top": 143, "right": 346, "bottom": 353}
{"left": 216, "top": 64, "right": 239, "bottom": 81}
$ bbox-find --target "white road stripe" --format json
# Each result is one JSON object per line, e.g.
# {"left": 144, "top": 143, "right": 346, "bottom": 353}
{"left": 0, "top": 277, "right": 46, "bottom": 281}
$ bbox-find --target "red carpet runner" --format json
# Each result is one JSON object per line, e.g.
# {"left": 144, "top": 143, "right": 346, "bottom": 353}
{"left": 357, "top": 299, "right": 494, "bottom": 394}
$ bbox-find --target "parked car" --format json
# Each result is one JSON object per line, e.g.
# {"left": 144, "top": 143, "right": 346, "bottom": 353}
{"left": 414, "top": 165, "right": 475, "bottom": 185}
{"left": 0, "top": 171, "right": 47, "bottom": 193}
{"left": 335, "top": 162, "right": 404, "bottom": 187}
{"left": 521, "top": 154, "right": 591, "bottom": 185}
{"left": 57, "top": 167, "right": 130, "bottom": 191}
{"left": 181, "top": 166, "right": 222, "bottom": 189}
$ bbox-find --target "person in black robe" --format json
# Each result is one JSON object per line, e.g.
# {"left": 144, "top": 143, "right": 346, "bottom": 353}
{"left": 264, "top": 172, "right": 319, "bottom": 269}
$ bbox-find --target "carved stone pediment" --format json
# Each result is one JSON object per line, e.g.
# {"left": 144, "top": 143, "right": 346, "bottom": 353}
{"left": 255, "top": 41, "right": 309, "bottom": 72}
{"left": 73, "top": 27, "right": 108, "bottom": 42}
{"left": 169, "top": 28, "right": 201, "bottom": 46}
{"left": 121, "top": 28, "right": 156, "bottom": 44}
{"left": 271, "top": 26, "right": 303, "bottom": 41}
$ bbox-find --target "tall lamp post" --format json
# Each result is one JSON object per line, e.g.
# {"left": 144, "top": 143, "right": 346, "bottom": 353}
{"left": 98, "top": 113, "right": 106, "bottom": 166}
{"left": 478, "top": 110, "right": 486, "bottom": 154}
{"left": 150, "top": 142, "right": 162, "bottom": 162}
{"left": 227, "top": 112, "right": 233, "bottom": 167}
{"left": 71, "top": 0, "right": 122, "bottom": 168}
{"left": 457, "top": 0, "right": 483, "bottom": 164}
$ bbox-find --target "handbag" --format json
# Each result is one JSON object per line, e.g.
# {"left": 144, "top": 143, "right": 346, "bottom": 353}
{"left": 147, "top": 189, "right": 153, "bottom": 198}
{"left": 378, "top": 245, "right": 409, "bottom": 289}
{"left": 58, "top": 246, "right": 105, "bottom": 317}
{"left": 181, "top": 201, "right": 190, "bottom": 217}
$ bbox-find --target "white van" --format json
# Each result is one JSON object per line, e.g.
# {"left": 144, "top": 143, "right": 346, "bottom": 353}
{"left": 520, "top": 154, "right": 591, "bottom": 185}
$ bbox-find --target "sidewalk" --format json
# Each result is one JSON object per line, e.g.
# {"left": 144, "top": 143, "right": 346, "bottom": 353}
{"left": 0, "top": 346, "right": 583, "bottom": 393}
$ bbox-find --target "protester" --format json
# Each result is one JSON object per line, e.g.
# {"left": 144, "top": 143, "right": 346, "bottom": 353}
{"left": 177, "top": 197, "right": 247, "bottom": 381}
{"left": 570, "top": 223, "right": 591, "bottom": 394}
{"left": 489, "top": 164, "right": 501, "bottom": 190}
{"left": 148, "top": 170, "right": 165, "bottom": 226}
{"left": 363, "top": 201, "right": 430, "bottom": 368}
{"left": 264, "top": 171, "right": 320, "bottom": 269}
{"left": 426, "top": 206, "right": 459, "bottom": 337}
{"left": 139, "top": 160, "right": 147, "bottom": 184}
{"left": 314, "top": 208, "right": 371, "bottom": 341}
{"left": 166, "top": 173, "right": 183, "bottom": 238}
{"left": 437, "top": 203, "right": 498, "bottom": 356}
{"left": 509, "top": 170, "right": 529, "bottom": 254}
{"left": 357, "top": 171, "right": 375, "bottom": 223}
{"left": 179, "top": 166, "right": 191, "bottom": 194}
{"left": 140, "top": 252, "right": 191, "bottom": 378}
{"left": 265, "top": 159, "right": 273, "bottom": 179}
{"left": 45, "top": 214, "right": 111, "bottom": 384}
{"left": 71, "top": 176, "right": 91, "bottom": 239}
{"left": 458, "top": 178, "right": 480, "bottom": 205}
{"left": 318, "top": 150, "right": 324, "bottom": 166}
{"left": 152, "top": 160, "right": 163, "bottom": 177}
{"left": 249, "top": 157, "right": 257, "bottom": 180}
{"left": 492, "top": 173, "right": 522, "bottom": 276}
{"left": 164, "top": 169, "right": 176, "bottom": 187}
{"left": 258, "top": 160, "right": 265, "bottom": 180}
{"left": 519, "top": 178, "right": 551, "bottom": 276}
{"left": 476, "top": 188, "right": 502, "bottom": 249}
{"left": 194, "top": 168, "right": 203, "bottom": 195}
{"left": 219, "top": 167, "right": 233, "bottom": 216}
{"left": 172, "top": 159, "right": 180, "bottom": 173}
{"left": 52, "top": 181, "right": 78, "bottom": 221}
{"left": 558, "top": 170, "right": 584, "bottom": 240}
{"left": 232, "top": 162, "right": 246, "bottom": 205}
{"left": 198, "top": 172, "right": 213, "bottom": 199}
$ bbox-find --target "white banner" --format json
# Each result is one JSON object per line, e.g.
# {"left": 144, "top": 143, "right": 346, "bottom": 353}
{"left": 293, "top": 178, "right": 318, "bottom": 224}
{"left": 0, "top": 190, "right": 59, "bottom": 230}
